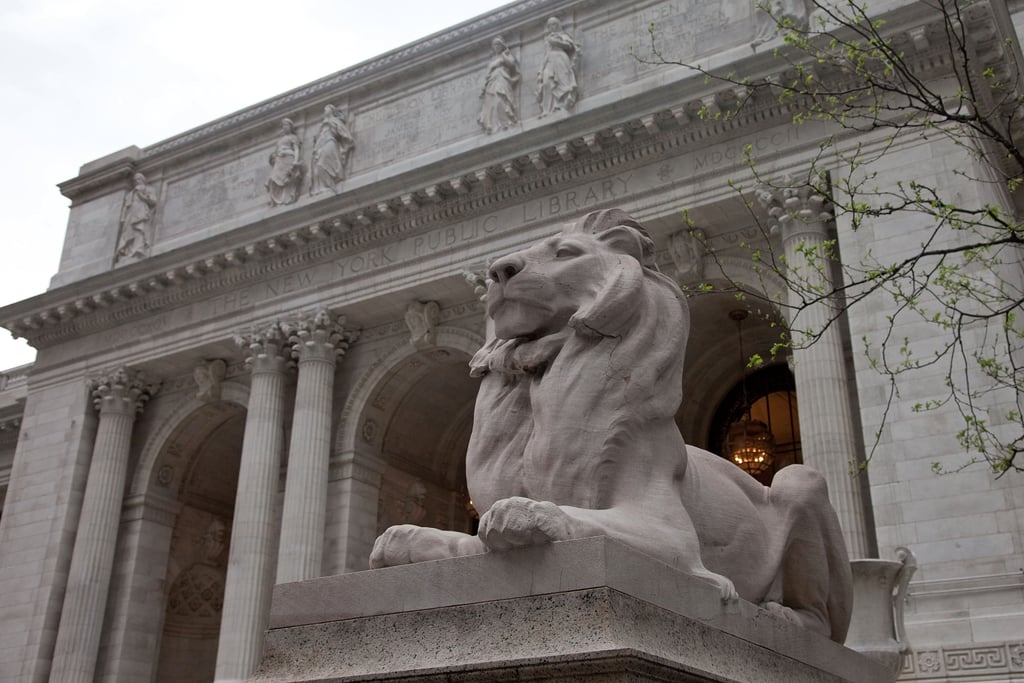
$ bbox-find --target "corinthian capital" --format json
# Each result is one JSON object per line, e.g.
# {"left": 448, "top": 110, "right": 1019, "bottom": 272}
{"left": 286, "top": 309, "right": 358, "bottom": 364}
{"left": 755, "top": 180, "right": 833, "bottom": 239}
{"left": 88, "top": 367, "right": 160, "bottom": 416}
{"left": 234, "top": 322, "right": 291, "bottom": 373}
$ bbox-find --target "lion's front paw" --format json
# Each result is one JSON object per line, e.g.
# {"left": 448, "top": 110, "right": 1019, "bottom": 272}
{"left": 369, "top": 525, "right": 484, "bottom": 569}
{"left": 478, "top": 496, "right": 574, "bottom": 551}
{"left": 689, "top": 567, "right": 738, "bottom": 603}
{"left": 369, "top": 524, "right": 423, "bottom": 569}
{"left": 713, "top": 574, "right": 740, "bottom": 603}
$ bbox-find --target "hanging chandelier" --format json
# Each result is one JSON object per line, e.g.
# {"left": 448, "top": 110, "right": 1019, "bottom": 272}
{"left": 725, "top": 310, "right": 776, "bottom": 477}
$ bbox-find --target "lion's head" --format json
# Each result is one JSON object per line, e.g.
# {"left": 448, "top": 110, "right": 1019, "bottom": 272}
{"left": 467, "top": 209, "right": 691, "bottom": 509}
{"left": 484, "top": 209, "right": 660, "bottom": 341}
{"left": 470, "top": 209, "right": 687, "bottom": 385}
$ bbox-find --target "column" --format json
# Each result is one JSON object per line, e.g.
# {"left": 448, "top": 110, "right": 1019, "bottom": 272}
{"left": 760, "top": 184, "right": 872, "bottom": 558}
{"left": 50, "top": 368, "right": 159, "bottom": 683}
{"left": 276, "top": 310, "right": 355, "bottom": 583}
{"left": 214, "top": 324, "right": 290, "bottom": 683}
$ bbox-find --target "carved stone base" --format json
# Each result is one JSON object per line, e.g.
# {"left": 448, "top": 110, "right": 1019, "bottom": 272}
{"left": 251, "top": 537, "right": 886, "bottom": 683}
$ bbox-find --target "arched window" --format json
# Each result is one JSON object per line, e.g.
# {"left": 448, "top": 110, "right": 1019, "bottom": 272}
{"left": 708, "top": 364, "right": 801, "bottom": 483}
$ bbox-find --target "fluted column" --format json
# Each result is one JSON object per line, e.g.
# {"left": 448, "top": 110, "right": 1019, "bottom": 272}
{"left": 215, "top": 324, "right": 290, "bottom": 683}
{"left": 276, "top": 310, "right": 356, "bottom": 584}
{"left": 50, "top": 368, "right": 159, "bottom": 683}
{"left": 760, "top": 184, "right": 872, "bottom": 558}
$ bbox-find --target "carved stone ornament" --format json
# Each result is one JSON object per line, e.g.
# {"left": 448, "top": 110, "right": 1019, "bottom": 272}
{"left": 462, "top": 269, "right": 491, "bottom": 302}
{"left": 166, "top": 518, "right": 228, "bottom": 618}
{"left": 88, "top": 367, "right": 160, "bottom": 416}
{"left": 285, "top": 308, "right": 358, "bottom": 363}
{"left": 371, "top": 209, "right": 853, "bottom": 645}
{"left": 115, "top": 172, "right": 158, "bottom": 264}
{"left": 752, "top": 0, "right": 810, "bottom": 49}
{"left": 536, "top": 17, "right": 580, "bottom": 117}
{"left": 266, "top": 118, "right": 304, "bottom": 206}
{"left": 755, "top": 181, "right": 832, "bottom": 237}
{"left": 404, "top": 301, "right": 440, "bottom": 348}
{"left": 234, "top": 323, "right": 291, "bottom": 373}
{"left": 478, "top": 36, "right": 520, "bottom": 134}
{"left": 309, "top": 104, "right": 355, "bottom": 196}
{"left": 193, "top": 359, "right": 227, "bottom": 402}
{"left": 667, "top": 228, "right": 706, "bottom": 283}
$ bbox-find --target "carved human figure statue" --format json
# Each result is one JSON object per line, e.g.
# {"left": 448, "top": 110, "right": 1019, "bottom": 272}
{"left": 536, "top": 17, "right": 580, "bottom": 117}
{"left": 478, "top": 36, "right": 521, "bottom": 134}
{"left": 310, "top": 104, "right": 355, "bottom": 196}
{"left": 266, "top": 118, "right": 303, "bottom": 206}
{"left": 372, "top": 209, "right": 853, "bottom": 643}
{"left": 752, "top": 0, "right": 810, "bottom": 48}
{"left": 116, "top": 172, "right": 158, "bottom": 262}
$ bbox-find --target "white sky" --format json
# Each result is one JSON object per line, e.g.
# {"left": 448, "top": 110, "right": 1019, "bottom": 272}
{"left": 0, "top": 0, "right": 513, "bottom": 371}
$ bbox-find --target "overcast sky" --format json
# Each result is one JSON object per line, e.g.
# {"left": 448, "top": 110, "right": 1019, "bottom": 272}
{"left": 0, "top": 0, "right": 513, "bottom": 371}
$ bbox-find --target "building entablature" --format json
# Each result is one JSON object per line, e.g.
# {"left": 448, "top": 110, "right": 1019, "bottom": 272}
{"left": 0, "top": 0, "right": 1017, "bottom": 353}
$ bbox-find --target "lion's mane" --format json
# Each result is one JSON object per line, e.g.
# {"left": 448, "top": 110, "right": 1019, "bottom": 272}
{"left": 466, "top": 209, "right": 691, "bottom": 511}
{"left": 462, "top": 209, "right": 852, "bottom": 643}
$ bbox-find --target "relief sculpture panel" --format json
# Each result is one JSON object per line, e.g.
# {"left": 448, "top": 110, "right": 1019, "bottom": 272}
{"left": 585, "top": 0, "right": 755, "bottom": 96}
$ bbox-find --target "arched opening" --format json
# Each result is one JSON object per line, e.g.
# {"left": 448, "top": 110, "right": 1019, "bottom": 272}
{"left": 373, "top": 347, "right": 479, "bottom": 536}
{"left": 708, "top": 364, "right": 802, "bottom": 484}
{"left": 153, "top": 402, "right": 246, "bottom": 683}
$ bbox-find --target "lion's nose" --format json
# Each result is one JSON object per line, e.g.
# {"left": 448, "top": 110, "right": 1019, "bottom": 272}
{"left": 488, "top": 254, "right": 524, "bottom": 284}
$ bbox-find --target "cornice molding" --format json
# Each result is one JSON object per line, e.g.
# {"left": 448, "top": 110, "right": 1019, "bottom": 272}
{"left": 0, "top": 87, "right": 811, "bottom": 348}
{"left": 3, "top": 1, "right": 1015, "bottom": 349}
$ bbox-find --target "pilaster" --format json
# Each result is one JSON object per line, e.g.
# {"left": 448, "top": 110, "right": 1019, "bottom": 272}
{"left": 325, "top": 449, "right": 387, "bottom": 575}
{"left": 96, "top": 492, "right": 181, "bottom": 683}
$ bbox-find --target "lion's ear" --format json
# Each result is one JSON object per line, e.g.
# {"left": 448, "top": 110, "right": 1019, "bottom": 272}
{"left": 596, "top": 225, "right": 657, "bottom": 269}
{"left": 569, "top": 253, "right": 644, "bottom": 338}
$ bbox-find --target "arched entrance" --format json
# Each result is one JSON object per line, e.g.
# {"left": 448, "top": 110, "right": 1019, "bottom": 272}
{"left": 373, "top": 347, "right": 480, "bottom": 536}
{"left": 708, "top": 363, "right": 802, "bottom": 484}
{"left": 678, "top": 289, "right": 799, "bottom": 484}
{"left": 154, "top": 403, "right": 245, "bottom": 683}
{"left": 330, "top": 326, "right": 485, "bottom": 572}
{"left": 104, "top": 382, "right": 249, "bottom": 683}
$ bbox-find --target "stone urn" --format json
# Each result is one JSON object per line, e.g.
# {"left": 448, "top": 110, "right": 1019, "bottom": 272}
{"left": 846, "top": 547, "right": 917, "bottom": 681}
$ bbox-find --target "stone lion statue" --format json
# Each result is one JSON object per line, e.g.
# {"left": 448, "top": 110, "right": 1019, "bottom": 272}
{"left": 370, "top": 209, "right": 853, "bottom": 643}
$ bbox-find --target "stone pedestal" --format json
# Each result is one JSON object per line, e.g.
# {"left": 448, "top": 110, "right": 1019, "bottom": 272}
{"left": 250, "top": 537, "right": 885, "bottom": 683}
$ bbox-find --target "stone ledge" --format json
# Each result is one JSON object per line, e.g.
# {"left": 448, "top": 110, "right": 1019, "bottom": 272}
{"left": 258, "top": 537, "right": 886, "bottom": 683}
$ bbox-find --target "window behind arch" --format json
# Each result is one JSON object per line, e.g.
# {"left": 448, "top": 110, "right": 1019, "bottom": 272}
{"left": 708, "top": 364, "right": 801, "bottom": 483}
